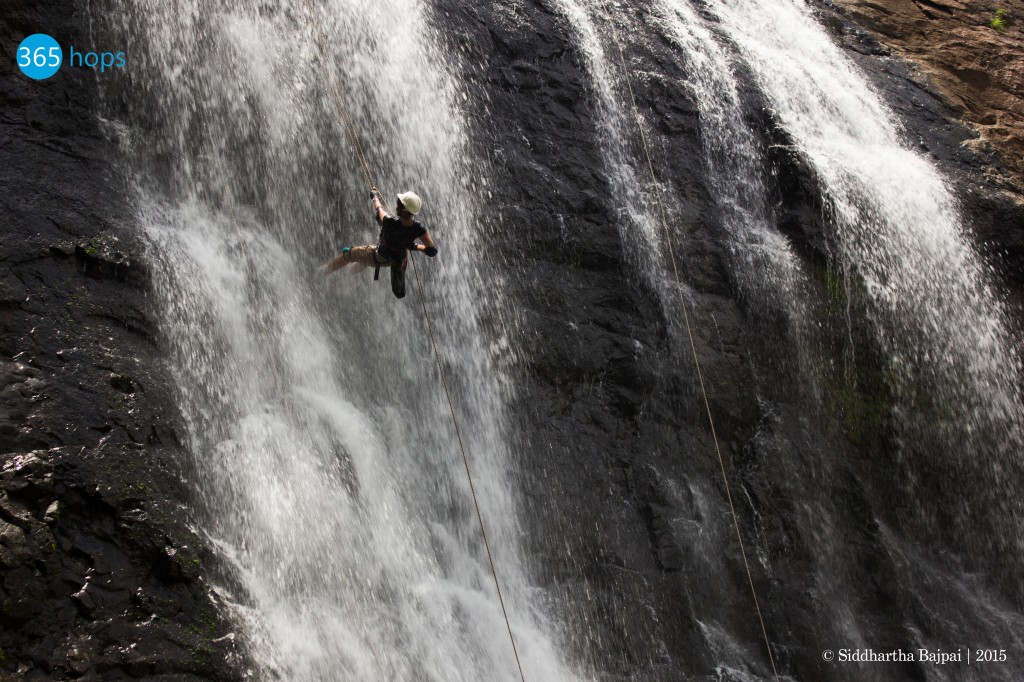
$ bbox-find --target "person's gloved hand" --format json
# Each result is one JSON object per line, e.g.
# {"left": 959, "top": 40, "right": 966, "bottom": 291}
{"left": 370, "top": 187, "right": 380, "bottom": 201}
{"left": 424, "top": 246, "right": 438, "bottom": 257}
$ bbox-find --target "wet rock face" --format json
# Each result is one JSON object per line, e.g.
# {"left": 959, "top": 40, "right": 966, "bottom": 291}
{"left": 0, "top": 448, "right": 235, "bottom": 680}
{"left": 441, "top": 3, "right": 787, "bottom": 679}
{"left": 1, "top": 1, "right": 237, "bottom": 679}
{"left": 810, "top": 2, "right": 1024, "bottom": 315}
{"left": 443, "top": 1, "right": 1024, "bottom": 681}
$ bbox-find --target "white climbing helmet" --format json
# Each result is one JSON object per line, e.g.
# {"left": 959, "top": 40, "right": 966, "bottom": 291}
{"left": 397, "top": 191, "right": 423, "bottom": 216}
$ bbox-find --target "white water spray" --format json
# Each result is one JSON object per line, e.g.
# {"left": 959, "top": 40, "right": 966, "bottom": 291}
{"left": 706, "top": 0, "right": 1023, "bottom": 441}
{"left": 100, "top": 0, "right": 577, "bottom": 678}
{"left": 655, "top": 0, "right": 814, "bottom": 381}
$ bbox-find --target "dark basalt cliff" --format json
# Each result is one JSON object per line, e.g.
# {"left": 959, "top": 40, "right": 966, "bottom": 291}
{"left": 442, "top": 1, "right": 1024, "bottom": 679}
{"left": 2, "top": 0, "right": 1023, "bottom": 680}
{"left": 446, "top": 5, "right": 772, "bottom": 677}
{"left": 1, "top": 1, "right": 237, "bottom": 678}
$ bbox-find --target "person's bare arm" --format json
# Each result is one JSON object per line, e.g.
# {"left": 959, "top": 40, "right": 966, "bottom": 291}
{"left": 371, "top": 187, "right": 388, "bottom": 223}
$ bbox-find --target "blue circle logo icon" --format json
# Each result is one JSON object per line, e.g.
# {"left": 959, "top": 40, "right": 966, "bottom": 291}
{"left": 17, "top": 34, "right": 63, "bottom": 80}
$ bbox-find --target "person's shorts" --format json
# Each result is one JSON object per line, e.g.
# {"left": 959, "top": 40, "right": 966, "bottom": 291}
{"left": 344, "top": 245, "right": 391, "bottom": 267}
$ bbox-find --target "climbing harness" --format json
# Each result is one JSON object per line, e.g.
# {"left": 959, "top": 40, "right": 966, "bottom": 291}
{"left": 305, "top": 8, "right": 527, "bottom": 682}
{"left": 372, "top": 256, "right": 408, "bottom": 299}
{"left": 605, "top": 8, "right": 783, "bottom": 682}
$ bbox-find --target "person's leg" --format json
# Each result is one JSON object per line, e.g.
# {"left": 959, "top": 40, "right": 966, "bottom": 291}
{"left": 390, "top": 262, "right": 406, "bottom": 298}
{"left": 326, "top": 245, "right": 383, "bottom": 276}
{"left": 325, "top": 248, "right": 350, "bottom": 274}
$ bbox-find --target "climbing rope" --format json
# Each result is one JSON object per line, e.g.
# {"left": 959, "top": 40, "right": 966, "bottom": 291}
{"left": 410, "top": 259, "right": 527, "bottom": 682}
{"left": 305, "top": 9, "right": 527, "bottom": 682}
{"left": 605, "top": 9, "right": 782, "bottom": 682}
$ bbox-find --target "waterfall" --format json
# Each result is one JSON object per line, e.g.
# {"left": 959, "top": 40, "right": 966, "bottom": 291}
{"left": 97, "top": 0, "right": 575, "bottom": 679}
{"left": 85, "top": 0, "right": 1024, "bottom": 677}
{"left": 548, "top": 1, "right": 797, "bottom": 677}
{"left": 653, "top": 0, "right": 815, "bottom": 390}
{"left": 550, "top": 0, "right": 1024, "bottom": 676}
{"left": 703, "top": 0, "right": 1024, "bottom": 571}
{"left": 546, "top": 0, "right": 673, "bottom": 296}
{"left": 706, "top": 0, "right": 1023, "bottom": 440}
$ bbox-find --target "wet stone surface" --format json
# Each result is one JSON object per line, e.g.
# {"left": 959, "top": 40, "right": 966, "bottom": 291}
{"left": 1, "top": 0, "right": 239, "bottom": 678}
{"left": 438, "top": 0, "right": 1024, "bottom": 680}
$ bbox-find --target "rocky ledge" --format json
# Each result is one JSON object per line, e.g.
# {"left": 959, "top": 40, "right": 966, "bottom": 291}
{"left": 828, "top": 0, "right": 1024, "bottom": 191}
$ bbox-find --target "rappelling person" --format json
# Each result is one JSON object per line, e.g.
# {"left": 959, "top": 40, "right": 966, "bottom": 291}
{"left": 325, "top": 187, "right": 438, "bottom": 298}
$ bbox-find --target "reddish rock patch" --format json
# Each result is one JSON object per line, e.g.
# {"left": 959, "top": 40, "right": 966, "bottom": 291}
{"left": 831, "top": 0, "right": 1024, "bottom": 189}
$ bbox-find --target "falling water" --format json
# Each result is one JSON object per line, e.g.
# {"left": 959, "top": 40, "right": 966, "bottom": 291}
{"left": 706, "top": 0, "right": 1023, "bottom": 441}
{"left": 650, "top": 0, "right": 1024, "bottom": 666}
{"left": 654, "top": 0, "right": 814, "bottom": 389}
{"left": 703, "top": 0, "right": 1024, "bottom": 578}
{"left": 96, "top": 0, "right": 575, "bottom": 679}
{"left": 553, "top": 0, "right": 1024, "bottom": 677}
{"left": 548, "top": 1, "right": 795, "bottom": 678}
{"left": 547, "top": 0, "right": 666, "bottom": 286}
{"left": 87, "top": 0, "right": 1024, "bottom": 676}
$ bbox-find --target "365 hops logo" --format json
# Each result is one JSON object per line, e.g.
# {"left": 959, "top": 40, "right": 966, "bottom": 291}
{"left": 17, "top": 33, "right": 126, "bottom": 80}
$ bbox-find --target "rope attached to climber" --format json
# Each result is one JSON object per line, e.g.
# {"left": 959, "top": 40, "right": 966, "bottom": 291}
{"left": 306, "top": 10, "right": 528, "bottom": 682}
